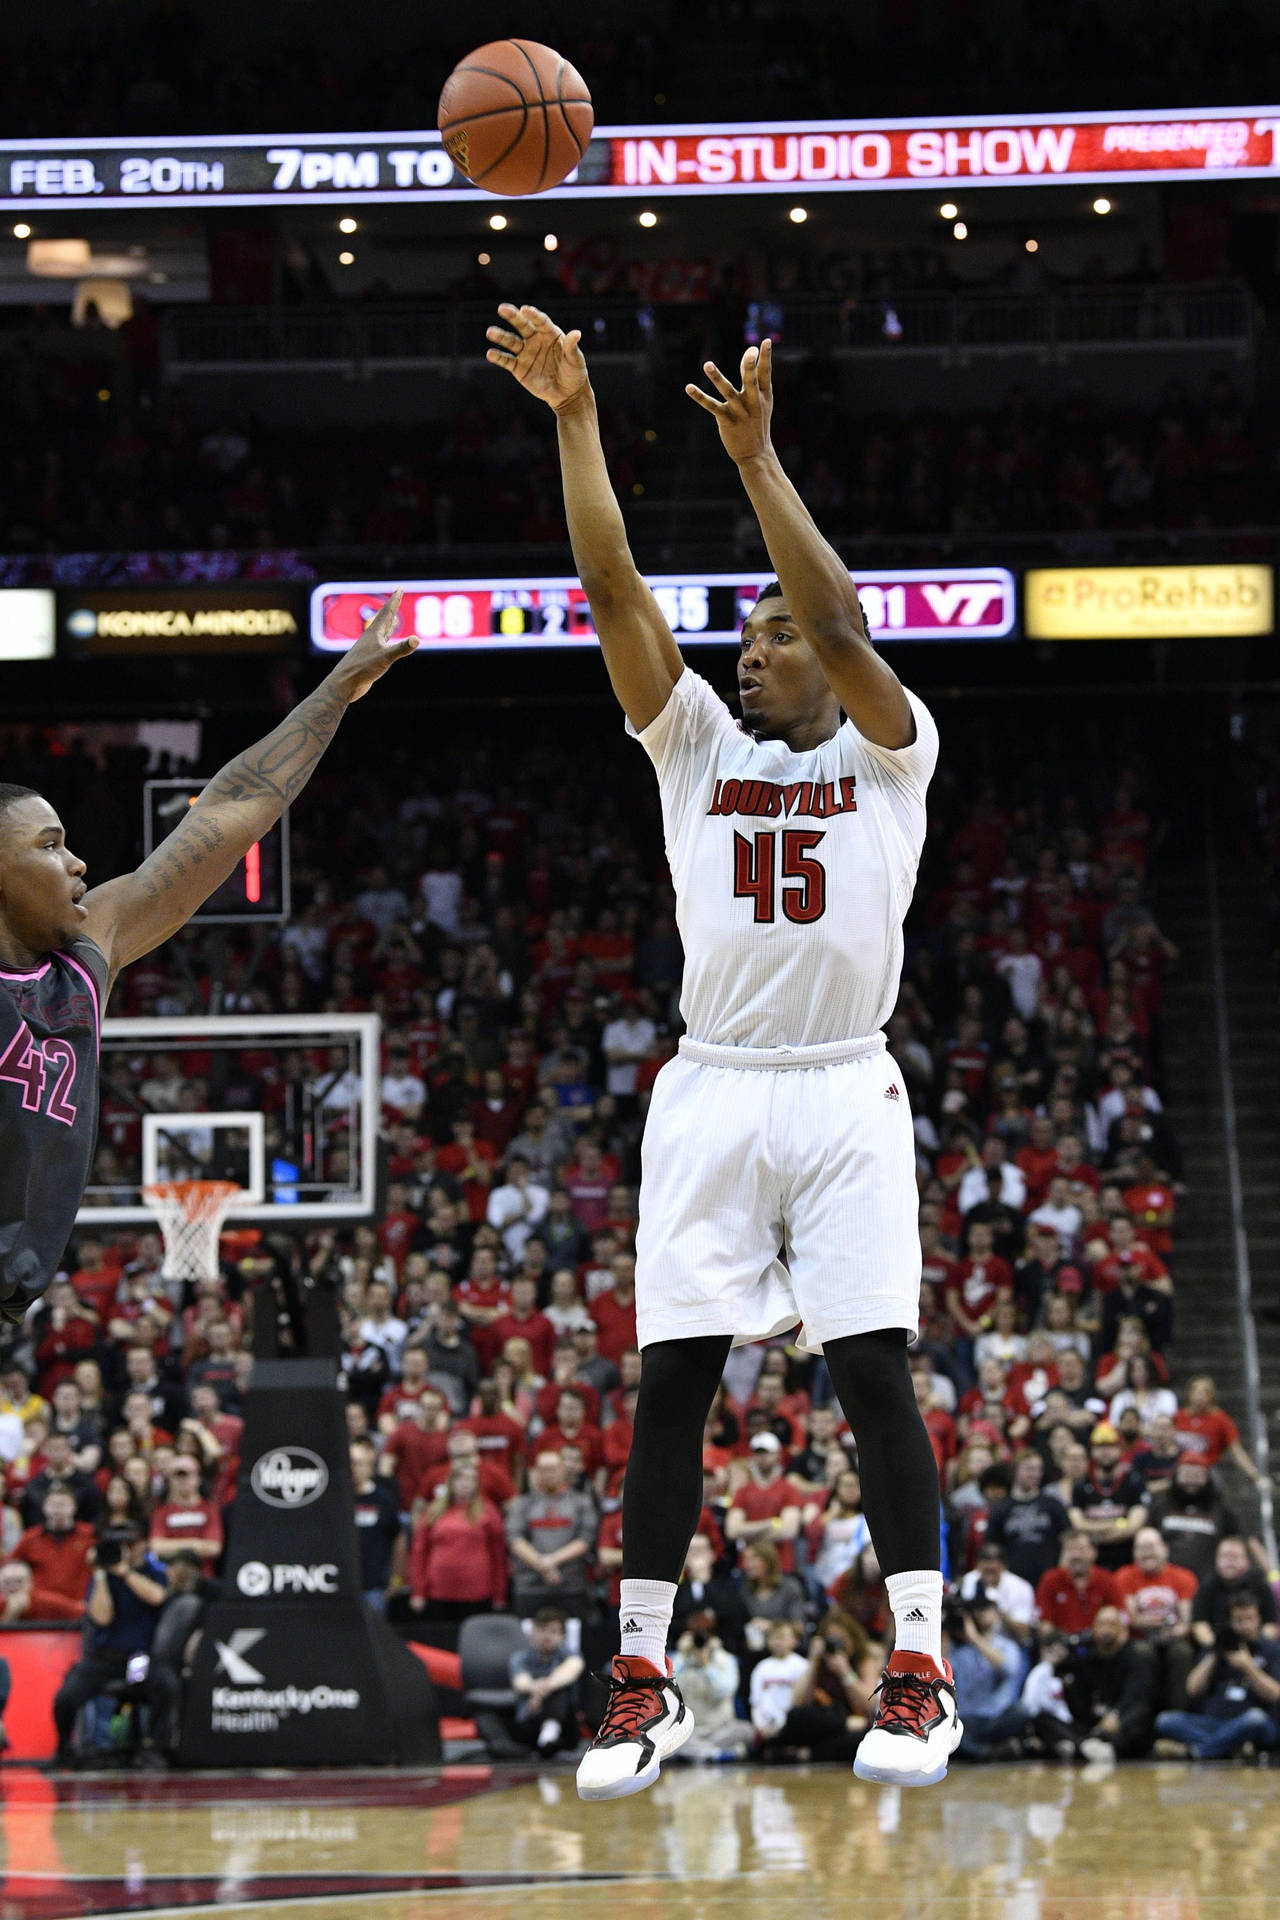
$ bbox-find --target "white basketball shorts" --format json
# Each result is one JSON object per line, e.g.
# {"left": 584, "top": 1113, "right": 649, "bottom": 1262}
{"left": 635, "top": 1032, "right": 920, "bottom": 1354}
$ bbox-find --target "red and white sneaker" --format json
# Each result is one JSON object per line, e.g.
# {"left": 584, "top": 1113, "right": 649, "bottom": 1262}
{"left": 576, "top": 1655, "right": 694, "bottom": 1801}
{"left": 853, "top": 1651, "right": 963, "bottom": 1787}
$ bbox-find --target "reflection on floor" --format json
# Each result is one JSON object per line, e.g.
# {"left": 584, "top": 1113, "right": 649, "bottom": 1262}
{"left": 0, "top": 1758, "right": 1276, "bottom": 1917}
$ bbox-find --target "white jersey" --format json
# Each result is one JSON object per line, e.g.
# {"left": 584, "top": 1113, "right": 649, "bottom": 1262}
{"left": 629, "top": 668, "right": 938, "bottom": 1048}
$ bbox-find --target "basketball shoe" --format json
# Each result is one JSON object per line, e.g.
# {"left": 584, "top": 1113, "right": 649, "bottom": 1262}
{"left": 853, "top": 1651, "right": 962, "bottom": 1787}
{"left": 576, "top": 1655, "right": 694, "bottom": 1800}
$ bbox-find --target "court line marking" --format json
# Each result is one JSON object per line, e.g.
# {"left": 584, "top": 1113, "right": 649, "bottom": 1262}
{"left": 35, "top": 1870, "right": 676, "bottom": 1920}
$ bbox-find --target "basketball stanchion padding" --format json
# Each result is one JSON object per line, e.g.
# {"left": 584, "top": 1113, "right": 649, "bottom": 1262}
{"left": 143, "top": 1180, "right": 243, "bottom": 1284}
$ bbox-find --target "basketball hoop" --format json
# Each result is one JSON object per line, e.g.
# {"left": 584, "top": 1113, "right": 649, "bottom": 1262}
{"left": 143, "top": 1180, "right": 243, "bottom": 1284}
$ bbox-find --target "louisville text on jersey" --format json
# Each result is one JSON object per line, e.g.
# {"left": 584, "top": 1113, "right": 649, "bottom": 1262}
{"left": 706, "top": 776, "right": 858, "bottom": 820}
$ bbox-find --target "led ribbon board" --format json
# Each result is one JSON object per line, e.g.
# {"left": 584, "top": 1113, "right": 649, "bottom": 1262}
{"left": 0, "top": 111, "right": 1276, "bottom": 207}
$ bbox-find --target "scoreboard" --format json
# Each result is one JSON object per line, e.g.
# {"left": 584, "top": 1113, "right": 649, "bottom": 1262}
{"left": 310, "top": 569, "right": 1017, "bottom": 652}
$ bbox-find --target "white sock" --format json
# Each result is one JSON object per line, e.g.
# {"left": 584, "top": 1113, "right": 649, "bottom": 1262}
{"left": 886, "top": 1569, "right": 944, "bottom": 1664}
{"left": 618, "top": 1578, "right": 677, "bottom": 1671}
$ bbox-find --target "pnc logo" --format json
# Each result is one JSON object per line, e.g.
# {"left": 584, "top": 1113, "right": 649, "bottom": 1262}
{"left": 250, "top": 1447, "right": 329, "bottom": 1509}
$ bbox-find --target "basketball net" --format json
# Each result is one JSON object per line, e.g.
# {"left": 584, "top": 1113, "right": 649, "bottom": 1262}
{"left": 143, "top": 1179, "right": 243, "bottom": 1284}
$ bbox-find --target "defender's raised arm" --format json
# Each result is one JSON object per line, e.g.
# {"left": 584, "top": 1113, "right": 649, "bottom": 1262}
{"left": 81, "top": 592, "right": 414, "bottom": 984}
{"left": 486, "top": 303, "right": 682, "bottom": 732}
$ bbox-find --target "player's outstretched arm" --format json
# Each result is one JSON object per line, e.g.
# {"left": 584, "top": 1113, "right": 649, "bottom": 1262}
{"left": 81, "top": 592, "right": 415, "bottom": 980}
{"left": 486, "top": 302, "right": 681, "bottom": 731}
{"left": 687, "top": 339, "right": 914, "bottom": 750}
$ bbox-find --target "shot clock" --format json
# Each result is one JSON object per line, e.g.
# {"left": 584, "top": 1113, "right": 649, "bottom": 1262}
{"left": 143, "top": 780, "right": 291, "bottom": 925}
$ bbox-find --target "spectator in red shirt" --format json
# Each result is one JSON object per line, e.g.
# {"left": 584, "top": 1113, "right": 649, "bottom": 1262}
{"left": 408, "top": 1458, "right": 508, "bottom": 1618}
{"left": 0, "top": 1559, "right": 81, "bottom": 1623}
{"left": 435, "top": 1117, "right": 497, "bottom": 1224}
{"left": 7, "top": 1487, "right": 95, "bottom": 1604}
{"left": 1112, "top": 1526, "right": 1198, "bottom": 1643}
{"left": 490, "top": 1274, "right": 556, "bottom": 1379}
{"left": 945, "top": 1219, "right": 1014, "bottom": 1362}
{"left": 601, "top": 1384, "right": 638, "bottom": 1494}
{"left": 726, "top": 1434, "right": 805, "bottom": 1573}
{"left": 456, "top": 1379, "right": 527, "bottom": 1486}
{"left": 589, "top": 1254, "right": 638, "bottom": 1365}
{"left": 375, "top": 1348, "right": 437, "bottom": 1431}
{"left": 913, "top": 1367, "right": 958, "bottom": 1482}
{"left": 454, "top": 1245, "right": 511, "bottom": 1353}
{"left": 537, "top": 1386, "right": 605, "bottom": 1479}
{"left": 380, "top": 1389, "right": 452, "bottom": 1512}
{"left": 33, "top": 1280, "right": 100, "bottom": 1393}
{"left": 468, "top": 1068, "right": 524, "bottom": 1156}
{"left": 378, "top": 1182, "right": 422, "bottom": 1276}
{"left": 1119, "top": 1156, "right": 1176, "bottom": 1256}
{"left": 1035, "top": 1530, "right": 1119, "bottom": 1634}
{"left": 1089, "top": 1215, "right": 1169, "bottom": 1294}
{"left": 67, "top": 1239, "right": 120, "bottom": 1322}
{"left": 148, "top": 1459, "right": 223, "bottom": 1563}
{"left": 419, "top": 1428, "right": 515, "bottom": 1508}
{"left": 1175, "top": 1377, "right": 1265, "bottom": 1487}
{"left": 561, "top": 1138, "right": 618, "bottom": 1234}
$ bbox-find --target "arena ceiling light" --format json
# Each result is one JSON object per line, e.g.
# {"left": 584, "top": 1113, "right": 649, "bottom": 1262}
{"left": 338, "top": 216, "right": 358, "bottom": 233}
{"left": 338, "top": 250, "right": 355, "bottom": 266}
{"left": 638, "top": 209, "right": 658, "bottom": 227}
{"left": 788, "top": 206, "right": 808, "bottom": 223}
{"left": 952, "top": 220, "right": 968, "bottom": 239}
{"left": 12, "top": 222, "right": 30, "bottom": 239}
{"left": 939, "top": 202, "right": 959, "bottom": 220}
{"left": 1093, "top": 197, "right": 1112, "bottom": 214}
{"left": 1025, "top": 237, "right": 1039, "bottom": 252}
{"left": 488, "top": 212, "right": 508, "bottom": 231}
{"left": 543, "top": 233, "right": 558, "bottom": 250}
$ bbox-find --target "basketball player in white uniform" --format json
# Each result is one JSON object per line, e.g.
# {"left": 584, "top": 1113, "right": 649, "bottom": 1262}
{"left": 487, "top": 306, "right": 960, "bottom": 1796}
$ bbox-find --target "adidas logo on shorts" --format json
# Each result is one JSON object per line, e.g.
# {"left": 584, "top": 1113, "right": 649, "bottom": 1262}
{"left": 884, "top": 1083, "right": 901, "bottom": 1101}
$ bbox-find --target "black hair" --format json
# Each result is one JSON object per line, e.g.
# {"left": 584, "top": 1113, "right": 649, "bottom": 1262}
{"left": 0, "top": 783, "right": 41, "bottom": 832}
{"left": 750, "top": 581, "right": 872, "bottom": 636}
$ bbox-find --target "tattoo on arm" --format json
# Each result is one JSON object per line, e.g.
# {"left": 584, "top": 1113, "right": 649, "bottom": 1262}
{"left": 204, "top": 681, "right": 350, "bottom": 811}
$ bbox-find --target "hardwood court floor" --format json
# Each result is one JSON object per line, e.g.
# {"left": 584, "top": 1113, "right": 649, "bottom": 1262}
{"left": 0, "top": 1759, "right": 1277, "bottom": 1918}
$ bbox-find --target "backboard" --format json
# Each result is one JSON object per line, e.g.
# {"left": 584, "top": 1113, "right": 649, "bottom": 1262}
{"left": 77, "top": 1011, "right": 381, "bottom": 1228}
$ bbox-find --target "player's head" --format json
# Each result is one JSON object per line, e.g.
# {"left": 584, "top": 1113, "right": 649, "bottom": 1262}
{"left": 736, "top": 582, "right": 846, "bottom": 745}
{"left": 0, "top": 784, "right": 88, "bottom": 956}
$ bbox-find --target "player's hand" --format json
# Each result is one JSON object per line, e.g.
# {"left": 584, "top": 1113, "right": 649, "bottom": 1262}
{"left": 486, "top": 304, "right": 589, "bottom": 413}
{"left": 332, "top": 589, "right": 416, "bottom": 703}
{"left": 686, "top": 339, "right": 774, "bottom": 466}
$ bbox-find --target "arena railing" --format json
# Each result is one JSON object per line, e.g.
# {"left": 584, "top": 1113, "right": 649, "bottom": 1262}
{"left": 160, "top": 282, "right": 1254, "bottom": 376}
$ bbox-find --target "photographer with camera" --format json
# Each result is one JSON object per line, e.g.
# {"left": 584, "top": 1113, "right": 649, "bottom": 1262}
{"left": 671, "top": 1608, "right": 755, "bottom": 1759}
{"left": 948, "top": 1589, "right": 1030, "bottom": 1760}
{"left": 51, "top": 1524, "right": 167, "bottom": 1768}
{"left": 1062, "top": 1604, "right": 1153, "bottom": 1762}
{"left": 1154, "top": 1596, "right": 1280, "bottom": 1761}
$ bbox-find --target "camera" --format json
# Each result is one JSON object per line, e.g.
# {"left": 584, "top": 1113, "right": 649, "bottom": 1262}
{"left": 823, "top": 1634, "right": 848, "bottom": 1657}
{"left": 1215, "top": 1626, "right": 1240, "bottom": 1654}
{"left": 691, "top": 1628, "right": 711, "bottom": 1649}
{"left": 95, "top": 1535, "right": 124, "bottom": 1570}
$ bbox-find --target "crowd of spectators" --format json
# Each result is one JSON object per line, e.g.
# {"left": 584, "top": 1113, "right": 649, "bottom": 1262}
{"left": 0, "top": 324, "right": 1271, "bottom": 563}
{"left": 0, "top": 689, "right": 1271, "bottom": 1771}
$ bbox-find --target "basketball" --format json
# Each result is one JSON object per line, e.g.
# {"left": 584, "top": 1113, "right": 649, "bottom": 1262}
{"left": 437, "top": 39, "right": 593, "bottom": 196}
